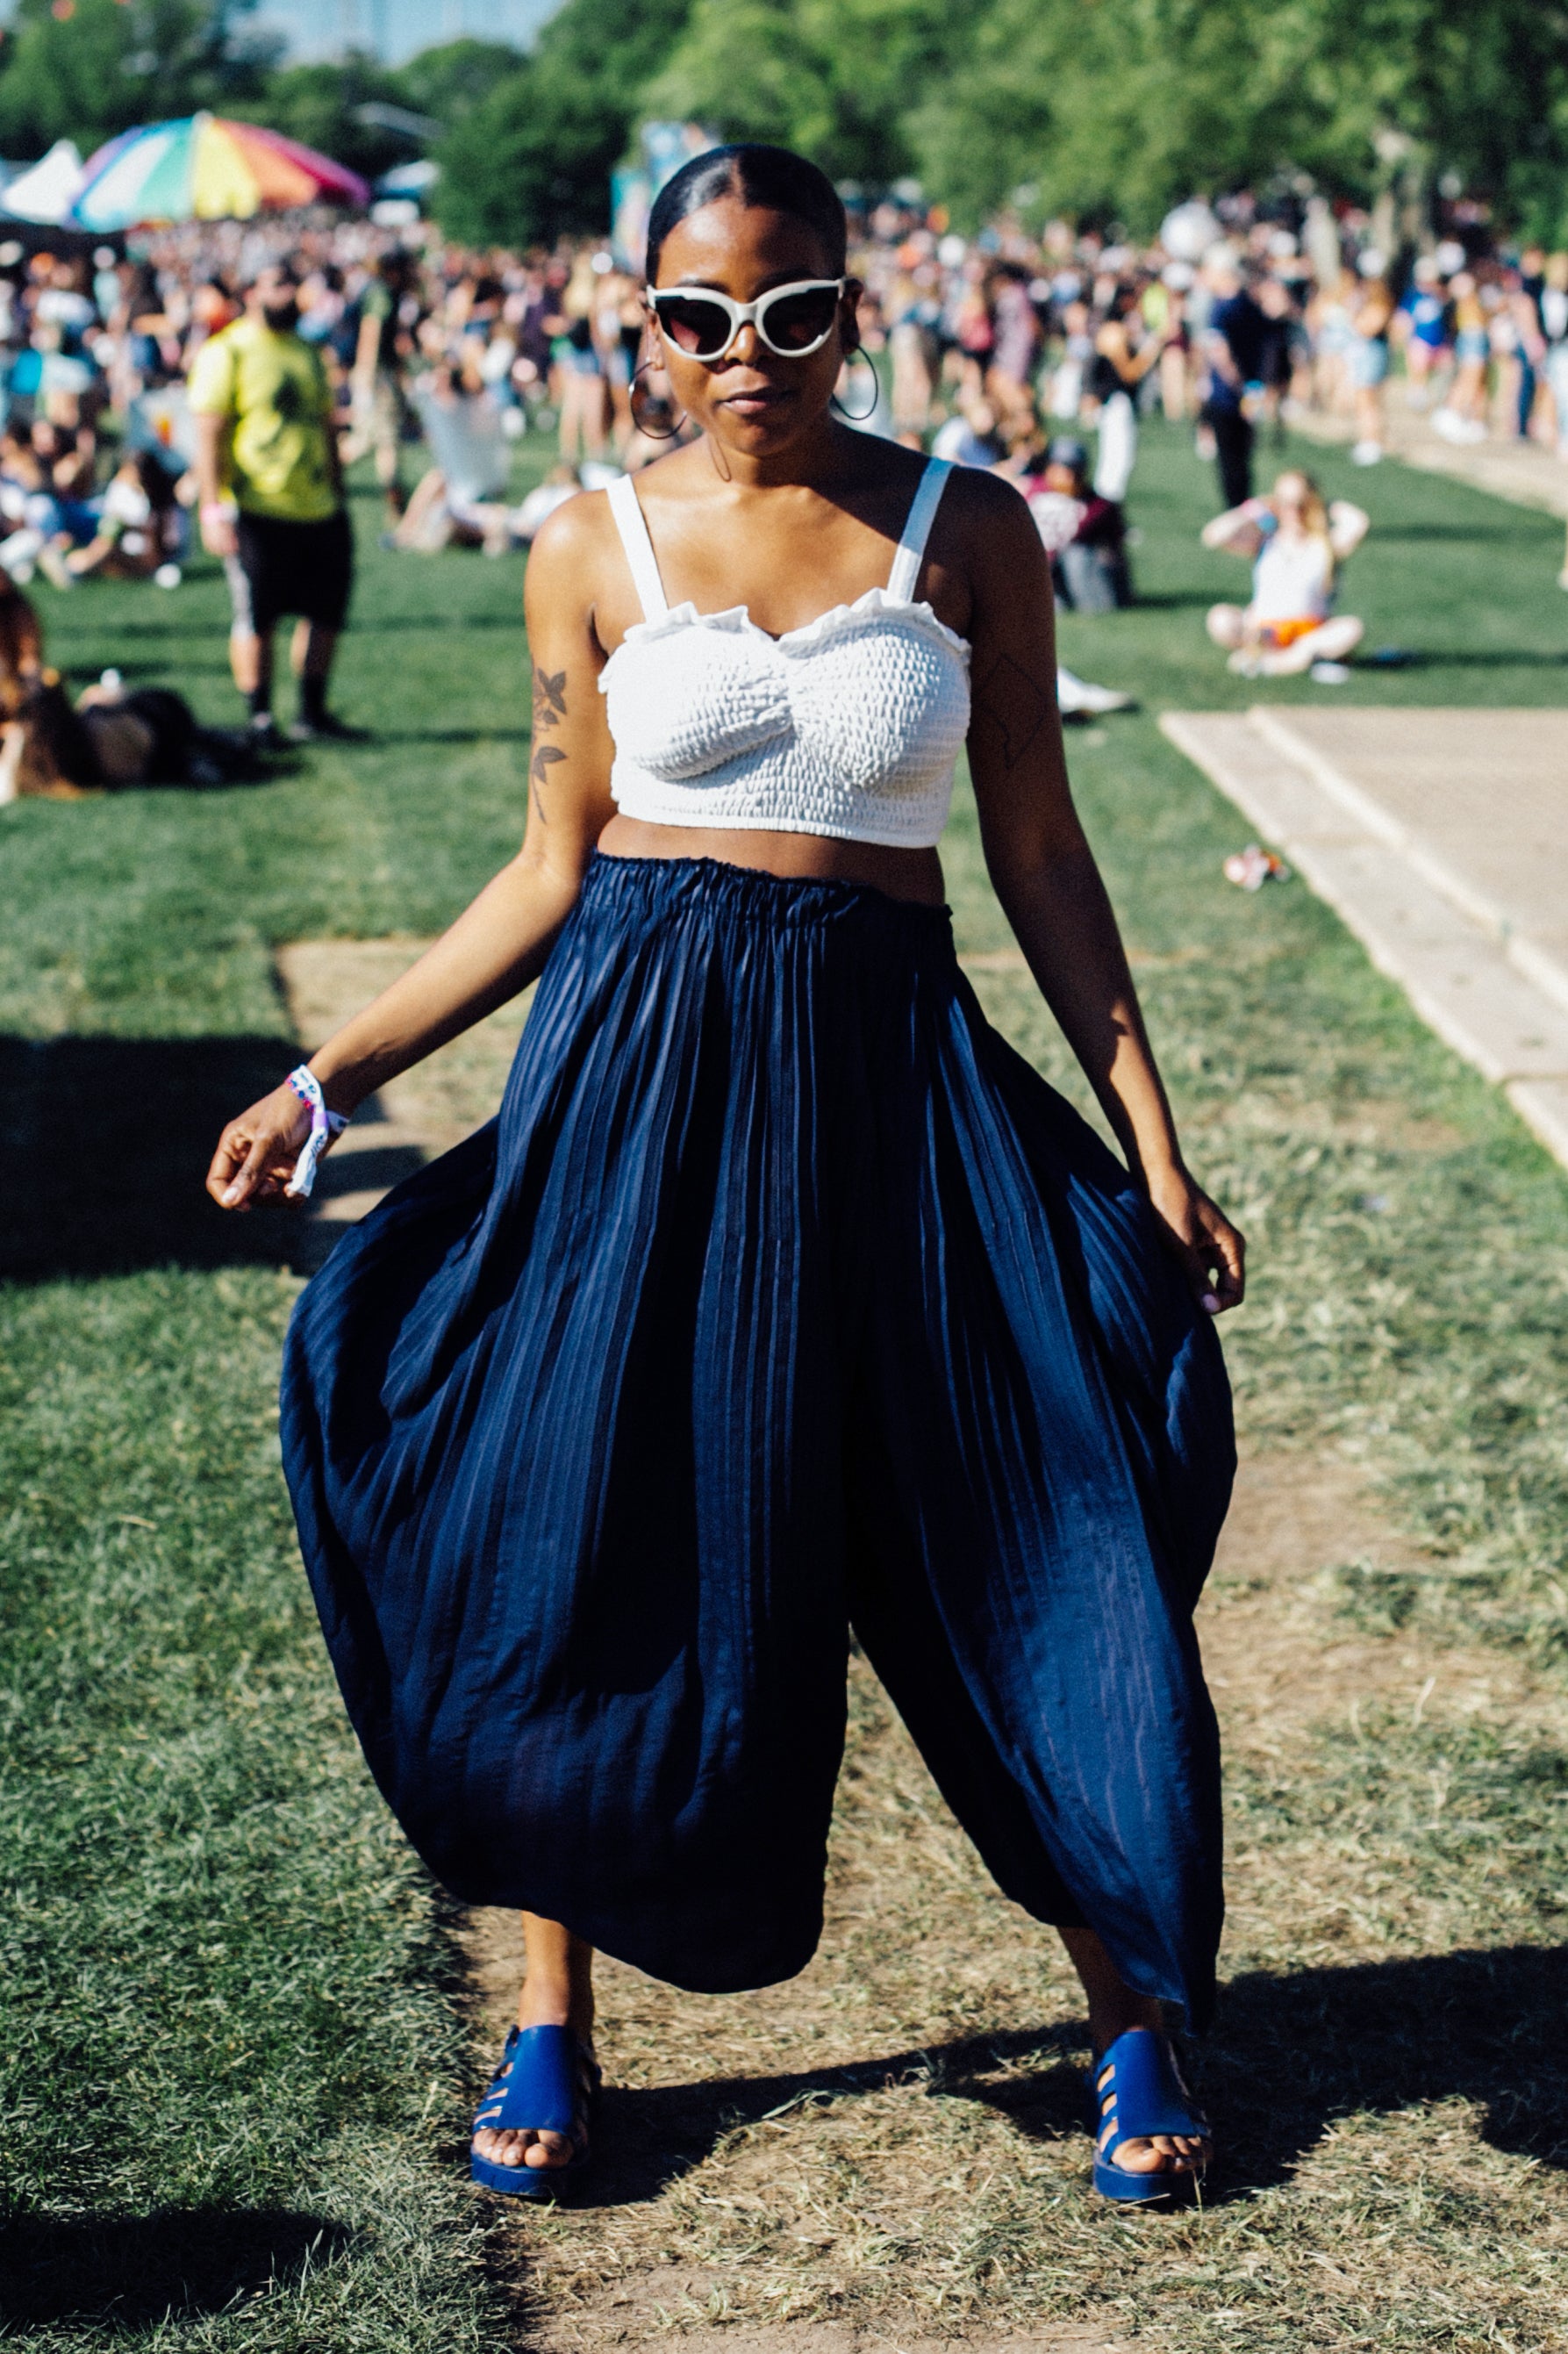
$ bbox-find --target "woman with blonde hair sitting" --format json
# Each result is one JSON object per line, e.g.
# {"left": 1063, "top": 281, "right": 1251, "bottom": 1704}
{"left": 1202, "top": 470, "right": 1368, "bottom": 678}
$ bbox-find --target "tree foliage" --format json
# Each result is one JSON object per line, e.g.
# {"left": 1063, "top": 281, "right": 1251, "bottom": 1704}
{"left": 0, "top": 0, "right": 273, "bottom": 160}
{"left": 0, "top": 0, "right": 1565, "bottom": 245}
{"left": 230, "top": 54, "right": 408, "bottom": 183}
{"left": 430, "top": 0, "right": 693, "bottom": 247}
{"left": 642, "top": 0, "right": 960, "bottom": 184}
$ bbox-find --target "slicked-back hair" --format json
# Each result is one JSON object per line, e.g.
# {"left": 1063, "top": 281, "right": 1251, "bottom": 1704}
{"left": 646, "top": 144, "right": 848, "bottom": 285}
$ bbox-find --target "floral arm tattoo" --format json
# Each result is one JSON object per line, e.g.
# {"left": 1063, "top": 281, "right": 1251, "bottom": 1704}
{"left": 529, "top": 664, "right": 568, "bottom": 820}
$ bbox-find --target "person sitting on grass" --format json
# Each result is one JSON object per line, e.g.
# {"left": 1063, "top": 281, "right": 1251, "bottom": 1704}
{"left": 1202, "top": 470, "right": 1368, "bottom": 678}
{"left": 62, "top": 450, "right": 185, "bottom": 585}
{"left": 1026, "top": 435, "right": 1133, "bottom": 614}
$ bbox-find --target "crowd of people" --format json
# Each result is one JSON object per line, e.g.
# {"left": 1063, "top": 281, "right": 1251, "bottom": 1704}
{"left": 0, "top": 178, "right": 1562, "bottom": 789}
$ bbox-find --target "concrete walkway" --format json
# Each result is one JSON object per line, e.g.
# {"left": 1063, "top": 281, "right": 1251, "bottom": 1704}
{"left": 1163, "top": 706, "right": 1568, "bottom": 1169}
{"left": 1289, "top": 395, "right": 1568, "bottom": 522}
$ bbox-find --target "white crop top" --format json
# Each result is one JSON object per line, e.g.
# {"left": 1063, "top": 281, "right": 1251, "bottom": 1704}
{"left": 598, "top": 458, "right": 970, "bottom": 849}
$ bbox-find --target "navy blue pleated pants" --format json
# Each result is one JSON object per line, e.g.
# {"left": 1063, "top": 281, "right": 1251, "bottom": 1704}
{"left": 282, "top": 854, "right": 1234, "bottom": 2027}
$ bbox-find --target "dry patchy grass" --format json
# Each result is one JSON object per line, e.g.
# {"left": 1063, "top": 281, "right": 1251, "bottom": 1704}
{"left": 460, "top": 1457, "right": 1568, "bottom": 2354}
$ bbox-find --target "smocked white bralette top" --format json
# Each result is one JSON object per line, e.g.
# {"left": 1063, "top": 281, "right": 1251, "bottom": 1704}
{"left": 598, "top": 457, "right": 970, "bottom": 849}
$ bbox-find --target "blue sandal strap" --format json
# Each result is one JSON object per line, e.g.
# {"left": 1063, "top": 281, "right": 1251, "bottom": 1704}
{"left": 470, "top": 2024, "right": 598, "bottom": 2196}
{"left": 1088, "top": 2028, "right": 1207, "bottom": 2200}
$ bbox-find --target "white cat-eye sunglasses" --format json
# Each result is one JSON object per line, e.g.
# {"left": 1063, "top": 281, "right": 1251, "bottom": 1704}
{"left": 647, "top": 278, "right": 849, "bottom": 363}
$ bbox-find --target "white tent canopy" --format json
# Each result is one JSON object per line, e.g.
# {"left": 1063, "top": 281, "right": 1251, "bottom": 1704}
{"left": 3, "top": 141, "right": 84, "bottom": 226}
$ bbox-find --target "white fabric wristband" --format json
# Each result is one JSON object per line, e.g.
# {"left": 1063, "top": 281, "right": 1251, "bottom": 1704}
{"left": 285, "top": 1064, "right": 349, "bottom": 1199}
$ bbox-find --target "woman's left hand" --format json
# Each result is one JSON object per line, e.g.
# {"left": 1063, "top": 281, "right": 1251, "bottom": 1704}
{"left": 1145, "top": 1166, "right": 1246, "bottom": 1315}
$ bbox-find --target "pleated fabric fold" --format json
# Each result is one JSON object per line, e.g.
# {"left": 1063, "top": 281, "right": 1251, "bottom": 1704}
{"left": 282, "top": 853, "right": 1234, "bottom": 2025}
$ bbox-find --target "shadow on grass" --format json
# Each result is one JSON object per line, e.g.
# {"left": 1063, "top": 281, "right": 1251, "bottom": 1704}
{"left": 1128, "top": 591, "right": 1220, "bottom": 610}
{"left": 0, "top": 2207, "right": 349, "bottom": 2330}
{"left": 545, "top": 1943, "right": 1568, "bottom": 2210}
{"left": 367, "top": 725, "right": 532, "bottom": 745}
{"left": 1375, "top": 522, "right": 1550, "bottom": 544}
{"left": 1394, "top": 648, "right": 1568, "bottom": 670}
{"left": 354, "top": 611, "right": 524, "bottom": 635}
{"left": 0, "top": 1033, "right": 321, "bottom": 1280}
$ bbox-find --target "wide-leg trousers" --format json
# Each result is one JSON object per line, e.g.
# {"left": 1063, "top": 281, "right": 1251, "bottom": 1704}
{"left": 282, "top": 853, "right": 1235, "bottom": 2027}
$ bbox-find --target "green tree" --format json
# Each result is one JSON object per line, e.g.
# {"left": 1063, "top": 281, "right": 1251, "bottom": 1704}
{"left": 393, "top": 38, "right": 521, "bottom": 128}
{"left": 230, "top": 52, "right": 408, "bottom": 181}
{"left": 907, "top": 0, "right": 1568, "bottom": 237}
{"left": 0, "top": 0, "right": 271, "bottom": 161}
{"left": 431, "top": 0, "right": 692, "bottom": 248}
{"left": 642, "top": 0, "right": 958, "bottom": 184}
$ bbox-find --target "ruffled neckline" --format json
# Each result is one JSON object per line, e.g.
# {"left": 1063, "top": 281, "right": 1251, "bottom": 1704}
{"left": 603, "top": 585, "right": 971, "bottom": 678}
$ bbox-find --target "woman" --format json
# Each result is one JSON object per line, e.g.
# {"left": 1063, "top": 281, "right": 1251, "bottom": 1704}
{"left": 1347, "top": 267, "right": 1393, "bottom": 466}
{"left": 208, "top": 147, "right": 1242, "bottom": 2208}
{"left": 1433, "top": 272, "right": 1492, "bottom": 443}
{"left": 1203, "top": 469, "right": 1369, "bottom": 678}
{"left": 548, "top": 251, "right": 609, "bottom": 467}
{"left": 1026, "top": 434, "right": 1132, "bottom": 614}
{"left": 63, "top": 449, "right": 185, "bottom": 584}
{"left": 1086, "top": 294, "right": 1163, "bottom": 502}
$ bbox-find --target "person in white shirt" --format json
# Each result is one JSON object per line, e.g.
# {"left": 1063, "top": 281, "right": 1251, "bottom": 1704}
{"left": 1201, "top": 470, "right": 1369, "bottom": 677}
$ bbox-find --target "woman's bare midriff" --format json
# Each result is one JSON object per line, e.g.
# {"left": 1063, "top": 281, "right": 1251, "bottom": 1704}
{"left": 596, "top": 815, "right": 947, "bottom": 906}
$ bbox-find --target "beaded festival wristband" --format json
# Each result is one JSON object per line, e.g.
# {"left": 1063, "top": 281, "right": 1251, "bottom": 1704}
{"left": 285, "top": 1065, "right": 350, "bottom": 1200}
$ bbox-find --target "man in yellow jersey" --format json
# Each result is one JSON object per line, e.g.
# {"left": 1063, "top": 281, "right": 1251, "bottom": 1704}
{"left": 190, "top": 260, "right": 361, "bottom": 745}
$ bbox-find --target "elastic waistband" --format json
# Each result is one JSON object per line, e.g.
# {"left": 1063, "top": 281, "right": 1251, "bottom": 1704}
{"left": 580, "top": 850, "right": 956, "bottom": 944}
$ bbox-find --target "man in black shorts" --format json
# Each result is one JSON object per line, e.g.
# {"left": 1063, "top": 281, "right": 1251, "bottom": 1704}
{"left": 190, "top": 259, "right": 362, "bottom": 745}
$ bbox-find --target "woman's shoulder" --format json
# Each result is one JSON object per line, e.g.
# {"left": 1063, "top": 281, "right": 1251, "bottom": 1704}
{"left": 933, "top": 457, "right": 1037, "bottom": 550}
{"left": 524, "top": 482, "right": 636, "bottom": 631}
{"left": 527, "top": 481, "right": 625, "bottom": 574}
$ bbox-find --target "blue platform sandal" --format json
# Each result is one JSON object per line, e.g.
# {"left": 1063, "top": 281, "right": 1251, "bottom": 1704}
{"left": 1087, "top": 2027, "right": 1209, "bottom": 2205}
{"left": 470, "top": 2023, "right": 599, "bottom": 2198}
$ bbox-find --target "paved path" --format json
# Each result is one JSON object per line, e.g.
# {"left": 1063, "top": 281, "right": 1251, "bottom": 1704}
{"left": 1289, "top": 395, "right": 1568, "bottom": 521}
{"left": 1163, "top": 706, "right": 1568, "bottom": 1169}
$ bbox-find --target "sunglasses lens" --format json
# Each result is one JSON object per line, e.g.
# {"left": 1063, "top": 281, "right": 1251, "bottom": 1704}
{"left": 655, "top": 297, "right": 732, "bottom": 356}
{"left": 761, "top": 287, "right": 840, "bottom": 350}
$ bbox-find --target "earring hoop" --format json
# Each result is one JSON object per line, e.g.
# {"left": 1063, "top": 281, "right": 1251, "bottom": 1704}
{"left": 830, "top": 351, "right": 880, "bottom": 424}
{"left": 630, "top": 355, "right": 686, "bottom": 441}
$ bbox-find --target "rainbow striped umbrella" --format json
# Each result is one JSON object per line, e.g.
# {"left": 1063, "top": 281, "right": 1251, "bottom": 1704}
{"left": 73, "top": 114, "right": 369, "bottom": 231}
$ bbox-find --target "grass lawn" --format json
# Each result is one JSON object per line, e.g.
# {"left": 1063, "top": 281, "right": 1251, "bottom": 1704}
{"left": 3, "top": 420, "right": 1568, "bottom": 2351}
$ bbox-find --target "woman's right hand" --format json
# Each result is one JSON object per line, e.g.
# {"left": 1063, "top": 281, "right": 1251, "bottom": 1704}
{"left": 206, "top": 1083, "right": 314, "bottom": 1211}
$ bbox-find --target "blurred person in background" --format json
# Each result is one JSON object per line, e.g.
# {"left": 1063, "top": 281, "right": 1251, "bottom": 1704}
{"left": 190, "top": 258, "right": 359, "bottom": 747}
{"left": 1027, "top": 434, "right": 1132, "bottom": 613}
{"left": 0, "top": 669, "right": 261, "bottom": 800}
{"left": 888, "top": 266, "right": 938, "bottom": 442}
{"left": 1540, "top": 253, "right": 1568, "bottom": 465}
{"left": 549, "top": 252, "right": 609, "bottom": 466}
{"left": 1087, "top": 292, "right": 1163, "bottom": 500}
{"left": 1348, "top": 259, "right": 1393, "bottom": 465}
{"left": 1396, "top": 257, "right": 1450, "bottom": 411}
{"left": 349, "top": 247, "right": 416, "bottom": 527}
{"left": 1507, "top": 255, "right": 1547, "bottom": 440}
{"left": 1202, "top": 469, "right": 1368, "bottom": 677}
{"left": 1142, "top": 264, "right": 1192, "bottom": 420}
{"left": 987, "top": 262, "right": 1042, "bottom": 433}
{"left": 1433, "top": 273, "right": 1491, "bottom": 442}
{"left": 1199, "top": 250, "right": 1269, "bottom": 508}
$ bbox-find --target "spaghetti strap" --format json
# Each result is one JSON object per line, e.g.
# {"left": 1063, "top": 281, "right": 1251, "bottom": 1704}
{"left": 605, "top": 475, "right": 669, "bottom": 621}
{"left": 886, "top": 457, "right": 954, "bottom": 603}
